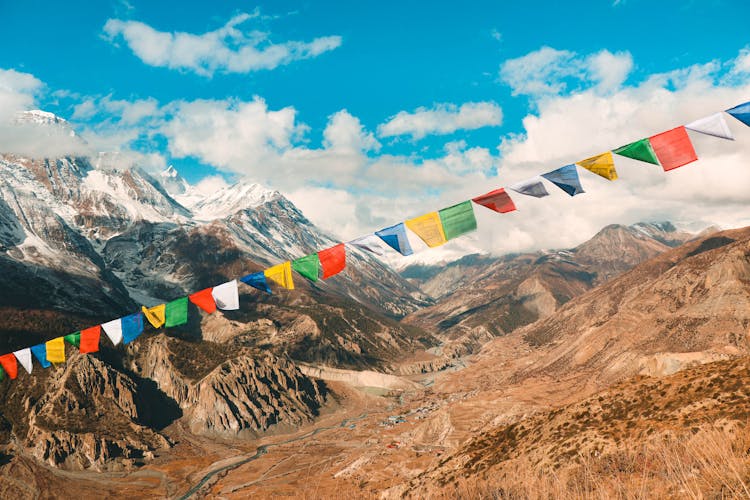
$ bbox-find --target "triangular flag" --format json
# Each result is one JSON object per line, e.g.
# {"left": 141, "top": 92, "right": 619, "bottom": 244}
{"left": 31, "top": 344, "right": 50, "bottom": 368}
{"left": 292, "top": 254, "right": 321, "bottom": 282}
{"left": 318, "top": 244, "right": 346, "bottom": 279}
{"left": 79, "top": 325, "right": 101, "bottom": 354}
{"left": 64, "top": 332, "right": 81, "bottom": 348}
{"left": 576, "top": 151, "right": 617, "bottom": 180}
{"left": 45, "top": 337, "right": 66, "bottom": 364}
{"left": 265, "top": 262, "right": 295, "bottom": 290}
{"left": 165, "top": 297, "right": 189, "bottom": 327}
{"left": 189, "top": 287, "right": 217, "bottom": 313}
{"left": 240, "top": 272, "right": 272, "bottom": 294}
{"left": 142, "top": 304, "right": 166, "bottom": 328}
{"left": 472, "top": 188, "right": 517, "bottom": 213}
{"left": 13, "top": 348, "right": 32, "bottom": 374}
{"left": 0, "top": 353, "right": 18, "bottom": 380}
{"left": 439, "top": 201, "right": 477, "bottom": 240}
{"left": 405, "top": 212, "right": 447, "bottom": 248}
{"left": 541, "top": 165, "right": 585, "bottom": 196}
{"left": 685, "top": 113, "right": 734, "bottom": 140}
{"left": 508, "top": 177, "right": 549, "bottom": 198}
{"left": 375, "top": 223, "right": 414, "bottom": 256}
{"left": 102, "top": 318, "right": 123, "bottom": 346}
{"left": 212, "top": 280, "right": 240, "bottom": 310}
{"left": 649, "top": 126, "right": 698, "bottom": 171}
{"left": 348, "top": 234, "right": 386, "bottom": 256}
{"left": 122, "top": 313, "right": 144, "bottom": 345}
{"left": 613, "top": 138, "right": 660, "bottom": 165}
{"left": 726, "top": 101, "right": 750, "bottom": 127}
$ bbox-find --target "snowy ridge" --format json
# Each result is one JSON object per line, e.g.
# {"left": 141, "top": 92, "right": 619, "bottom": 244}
{"left": 180, "top": 180, "right": 280, "bottom": 221}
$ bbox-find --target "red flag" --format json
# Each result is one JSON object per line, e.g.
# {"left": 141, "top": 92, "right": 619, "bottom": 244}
{"left": 472, "top": 188, "right": 517, "bottom": 213}
{"left": 189, "top": 287, "right": 216, "bottom": 314}
{"left": 79, "top": 325, "right": 101, "bottom": 354}
{"left": 0, "top": 353, "right": 18, "bottom": 379}
{"left": 649, "top": 126, "right": 698, "bottom": 172}
{"left": 318, "top": 244, "right": 346, "bottom": 279}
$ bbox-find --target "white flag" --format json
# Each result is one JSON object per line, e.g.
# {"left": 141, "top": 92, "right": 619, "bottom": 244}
{"left": 102, "top": 318, "right": 123, "bottom": 345}
{"left": 347, "top": 234, "right": 386, "bottom": 256}
{"left": 13, "top": 348, "right": 32, "bottom": 374}
{"left": 686, "top": 113, "right": 734, "bottom": 140}
{"left": 508, "top": 176, "right": 550, "bottom": 198}
{"left": 212, "top": 280, "right": 239, "bottom": 310}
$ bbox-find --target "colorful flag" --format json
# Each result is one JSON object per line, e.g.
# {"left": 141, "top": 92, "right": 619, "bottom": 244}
{"left": 142, "top": 304, "right": 166, "bottom": 328}
{"left": 31, "top": 344, "right": 50, "bottom": 368}
{"left": 189, "top": 287, "right": 217, "bottom": 313}
{"left": 541, "top": 165, "right": 585, "bottom": 196}
{"left": 0, "top": 353, "right": 18, "bottom": 380}
{"left": 240, "top": 272, "right": 272, "bottom": 294}
{"left": 375, "top": 223, "right": 414, "bottom": 256}
{"left": 472, "top": 188, "right": 517, "bottom": 213}
{"left": 102, "top": 318, "right": 123, "bottom": 346}
{"left": 64, "top": 332, "right": 81, "bottom": 348}
{"left": 613, "top": 138, "right": 660, "bottom": 165}
{"left": 45, "top": 337, "right": 66, "bottom": 364}
{"left": 292, "top": 254, "right": 321, "bottom": 282}
{"left": 13, "top": 348, "right": 32, "bottom": 374}
{"left": 508, "top": 177, "right": 549, "bottom": 198}
{"left": 439, "top": 201, "right": 477, "bottom": 240}
{"left": 79, "top": 325, "right": 101, "bottom": 354}
{"left": 726, "top": 101, "right": 750, "bottom": 127}
{"left": 212, "top": 280, "right": 240, "bottom": 309}
{"left": 122, "top": 312, "right": 144, "bottom": 345}
{"left": 685, "top": 113, "right": 734, "bottom": 140}
{"left": 405, "top": 212, "right": 447, "bottom": 248}
{"left": 318, "top": 244, "right": 346, "bottom": 279}
{"left": 348, "top": 234, "right": 386, "bottom": 256}
{"left": 165, "top": 297, "right": 188, "bottom": 327}
{"left": 265, "top": 262, "right": 295, "bottom": 290}
{"left": 576, "top": 151, "right": 617, "bottom": 180}
{"left": 649, "top": 126, "right": 698, "bottom": 171}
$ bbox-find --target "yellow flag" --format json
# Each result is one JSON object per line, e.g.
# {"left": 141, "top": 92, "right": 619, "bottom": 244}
{"left": 576, "top": 151, "right": 618, "bottom": 180}
{"left": 405, "top": 212, "right": 447, "bottom": 248}
{"left": 142, "top": 304, "right": 166, "bottom": 328}
{"left": 45, "top": 337, "right": 66, "bottom": 364}
{"left": 264, "top": 261, "right": 295, "bottom": 290}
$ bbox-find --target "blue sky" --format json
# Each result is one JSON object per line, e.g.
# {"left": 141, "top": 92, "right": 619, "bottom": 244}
{"left": 1, "top": 0, "right": 750, "bottom": 256}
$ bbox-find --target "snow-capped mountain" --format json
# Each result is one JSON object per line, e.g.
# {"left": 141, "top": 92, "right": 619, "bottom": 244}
{"left": 180, "top": 180, "right": 280, "bottom": 221}
{"left": 159, "top": 165, "right": 191, "bottom": 197}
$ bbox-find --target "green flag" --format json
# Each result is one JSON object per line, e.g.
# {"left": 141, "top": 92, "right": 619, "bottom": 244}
{"left": 439, "top": 201, "right": 477, "bottom": 240}
{"left": 292, "top": 254, "right": 320, "bottom": 282}
{"left": 165, "top": 297, "right": 189, "bottom": 328}
{"left": 0, "top": 365, "right": 5, "bottom": 381}
{"left": 64, "top": 331, "right": 81, "bottom": 348}
{"left": 613, "top": 138, "right": 660, "bottom": 165}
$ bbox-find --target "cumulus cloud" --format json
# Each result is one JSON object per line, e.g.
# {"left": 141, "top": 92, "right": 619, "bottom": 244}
{"left": 103, "top": 13, "right": 342, "bottom": 77}
{"left": 378, "top": 102, "right": 503, "bottom": 139}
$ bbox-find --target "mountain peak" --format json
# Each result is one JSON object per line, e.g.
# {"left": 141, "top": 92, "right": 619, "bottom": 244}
{"left": 186, "top": 180, "right": 280, "bottom": 221}
{"left": 158, "top": 165, "right": 190, "bottom": 196}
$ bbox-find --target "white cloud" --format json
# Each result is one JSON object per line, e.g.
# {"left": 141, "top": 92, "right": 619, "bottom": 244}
{"left": 103, "top": 13, "right": 342, "bottom": 77}
{"left": 378, "top": 102, "right": 503, "bottom": 139}
{"left": 0, "top": 69, "right": 42, "bottom": 123}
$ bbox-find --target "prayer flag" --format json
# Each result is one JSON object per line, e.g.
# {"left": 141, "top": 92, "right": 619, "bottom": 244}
{"left": 375, "top": 223, "right": 414, "bottom": 256}
{"left": 508, "top": 177, "right": 549, "bottom": 198}
{"left": 189, "top": 287, "right": 217, "bottom": 313}
{"left": 292, "top": 254, "right": 321, "bottom": 282}
{"left": 348, "top": 234, "right": 386, "bottom": 256}
{"left": 45, "top": 337, "right": 66, "bottom": 364}
{"left": 212, "top": 280, "right": 240, "bottom": 310}
{"left": 472, "top": 188, "right": 517, "bottom": 213}
{"left": 685, "top": 113, "right": 734, "bottom": 140}
{"left": 0, "top": 353, "right": 18, "bottom": 380}
{"left": 726, "top": 101, "right": 750, "bottom": 127}
{"left": 142, "top": 304, "right": 166, "bottom": 328}
{"left": 439, "top": 201, "right": 477, "bottom": 240}
{"left": 165, "top": 297, "right": 188, "bottom": 327}
{"left": 122, "top": 313, "right": 144, "bottom": 345}
{"left": 79, "top": 326, "right": 100, "bottom": 354}
{"left": 613, "top": 138, "right": 660, "bottom": 165}
{"left": 102, "top": 318, "right": 123, "bottom": 346}
{"left": 265, "top": 262, "right": 295, "bottom": 290}
{"left": 31, "top": 344, "right": 50, "bottom": 368}
{"left": 649, "top": 126, "right": 698, "bottom": 171}
{"left": 541, "top": 165, "right": 585, "bottom": 196}
{"left": 64, "top": 332, "right": 81, "bottom": 348}
{"left": 13, "top": 348, "right": 32, "bottom": 374}
{"left": 576, "top": 151, "right": 618, "bottom": 180}
{"left": 318, "top": 244, "right": 346, "bottom": 279}
{"left": 405, "top": 212, "right": 447, "bottom": 248}
{"left": 240, "top": 272, "right": 272, "bottom": 294}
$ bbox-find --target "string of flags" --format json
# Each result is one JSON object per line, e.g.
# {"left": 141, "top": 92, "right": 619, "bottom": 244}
{"left": 1, "top": 101, "right": 749, "bottom": 382}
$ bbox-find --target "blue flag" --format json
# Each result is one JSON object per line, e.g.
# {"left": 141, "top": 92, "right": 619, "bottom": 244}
{"left": 726, "top": 101, "right": 750, "bottom": 127}
{"left": 122, "top": 312, "right": 144, "bottom": 345}
{"left": 541, "top": 164, "right": 585, "bottom": 197}
{"left": 240, "top": 271, "right": 272, "bottom": 294}
{"left": 31, "top": 344, "right": 50, "bottom": 368}
{"left": 375, "top": 222, "right": 414, "bottom": 256}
